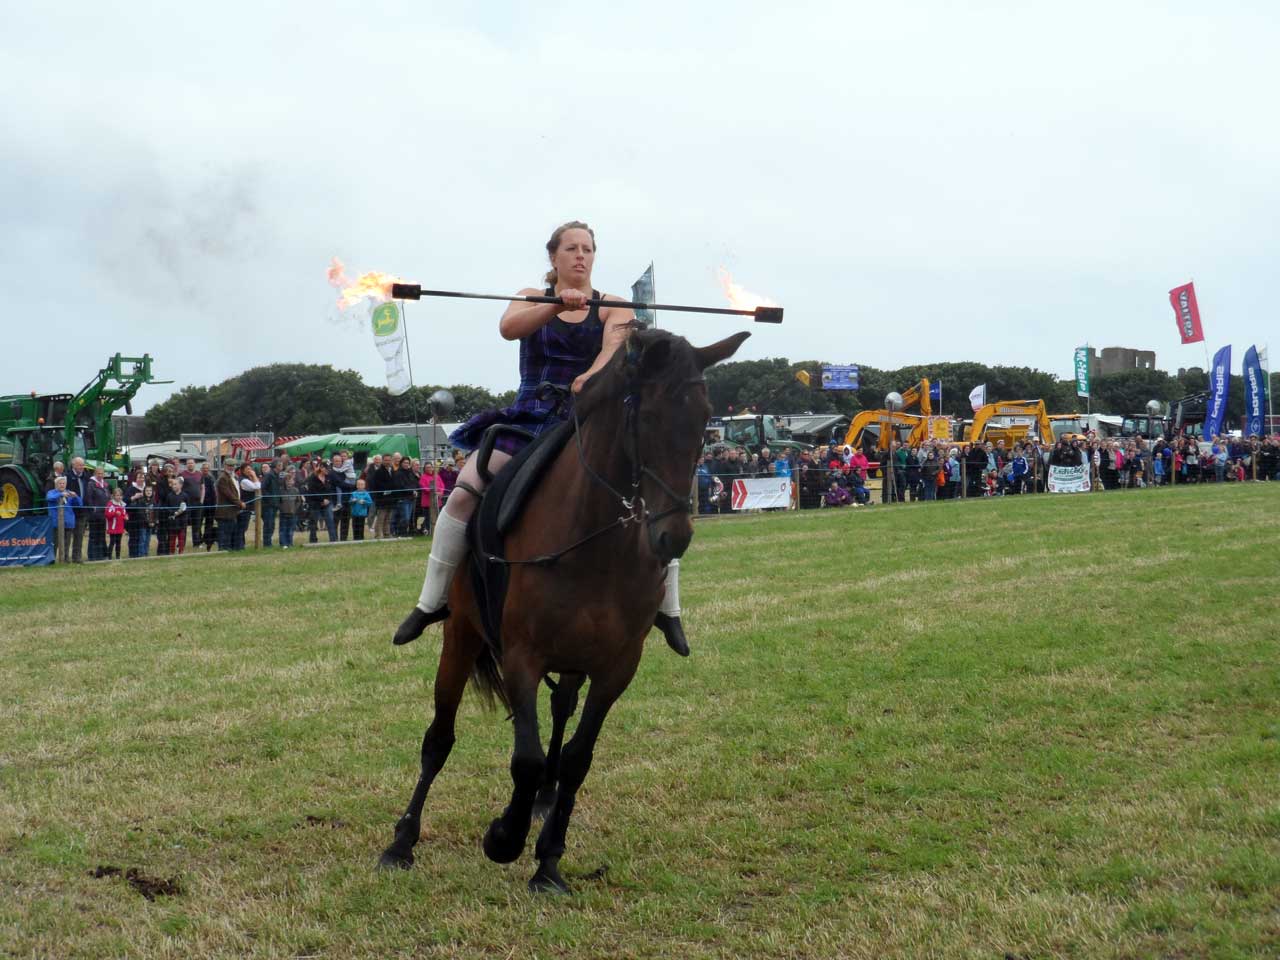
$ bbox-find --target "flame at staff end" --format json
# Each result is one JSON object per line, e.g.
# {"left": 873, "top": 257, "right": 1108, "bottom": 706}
{"left": 327, "top": 256, "right": 399, "bottom": 310}
{"left": 717, "top": 266, "right": 780, "bottom": 312}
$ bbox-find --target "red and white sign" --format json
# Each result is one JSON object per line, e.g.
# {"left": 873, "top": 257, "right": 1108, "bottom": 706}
{"left": 730, "top": 478, "right": 793, "bottom": 510}
{"left": 1168, "top": 282, "right": 1205, "bottom": 345}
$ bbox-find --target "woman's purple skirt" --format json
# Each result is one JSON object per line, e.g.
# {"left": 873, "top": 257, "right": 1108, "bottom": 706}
{"left": 449, "top": 405, "right": 566, "bottom": 457}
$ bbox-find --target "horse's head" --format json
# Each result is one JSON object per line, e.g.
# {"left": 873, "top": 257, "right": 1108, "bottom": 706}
{"left": 581, "top": 328, "right": 749, "bottom": 564}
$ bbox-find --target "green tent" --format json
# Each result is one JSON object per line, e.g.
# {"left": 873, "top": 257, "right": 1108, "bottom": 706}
{"left": 276, "top": 434, "right": 341, "bottom": 457}
{"left": 276, "top": 433, "right": 420, "bottom": 460}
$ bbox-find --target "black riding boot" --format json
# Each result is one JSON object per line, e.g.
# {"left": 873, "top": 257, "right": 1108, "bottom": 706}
{"left": 393, "top": 605, "right": 450, "bottom": 646}
{"left": 653, "top": 612, "right": 689, "bottom": 657}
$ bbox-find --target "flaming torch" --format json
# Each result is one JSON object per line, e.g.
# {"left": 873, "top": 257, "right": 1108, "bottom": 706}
{"left": 327, "top": 257, "right": 399, "bottom": 310}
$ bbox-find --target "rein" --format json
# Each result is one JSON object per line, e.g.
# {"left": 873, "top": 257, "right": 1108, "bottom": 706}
{"left": 485, "top": 370, "right": 703, "bottom": 568}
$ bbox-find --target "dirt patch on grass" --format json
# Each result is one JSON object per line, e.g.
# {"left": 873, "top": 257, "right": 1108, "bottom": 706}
{"left": 90, "top": 864, "right": 183, "bottom": 901}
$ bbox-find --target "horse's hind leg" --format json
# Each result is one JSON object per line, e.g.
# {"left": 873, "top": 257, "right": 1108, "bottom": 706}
{"left": 533, "top": 672, "right": 585, "bottom": 819}
{"left": 377, "top": 620, "right": 478, "bottom": 870}
{"left": 530, "top": 678, "right": 626, "bottom": 894}
{"left": 482, "top": 663, "right": 545, "bottom": 864}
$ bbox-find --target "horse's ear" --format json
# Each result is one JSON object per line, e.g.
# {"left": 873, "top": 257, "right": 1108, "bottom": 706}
{"left": 694, "top": 331, "right": 751, "bottom": 370}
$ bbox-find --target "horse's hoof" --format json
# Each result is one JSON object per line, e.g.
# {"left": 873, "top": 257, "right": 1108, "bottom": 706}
{"left": 482, "top": 818, "right": 526, "bottom": 864}
{"left": 377, "top": 847, "right": 414, "bottom": 871}
{"left": 529, "top": 860, "right": 571, "bottom": 895}
{"left": 654, "top": 613, "right": 690, "bottom": 657}
{"left": 532, "top": 786, "right": 558, "bottom": 820}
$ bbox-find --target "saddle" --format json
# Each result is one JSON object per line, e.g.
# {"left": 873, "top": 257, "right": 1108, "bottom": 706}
{"left": 467, "top": 420, "right": 576, "bottom": 652}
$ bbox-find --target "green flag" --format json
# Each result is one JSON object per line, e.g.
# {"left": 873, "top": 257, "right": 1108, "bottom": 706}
{"left": 1074, "top": 347, "right": 1090, "bottom": 399}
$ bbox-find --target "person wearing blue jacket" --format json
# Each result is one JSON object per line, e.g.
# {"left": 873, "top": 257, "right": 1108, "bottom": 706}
{"left": 45, "top": 476, "right": 82, "bottom": 564}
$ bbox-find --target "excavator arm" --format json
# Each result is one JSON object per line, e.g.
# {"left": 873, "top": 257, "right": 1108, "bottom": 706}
{"left": 898, "top": 378, "right": 932, "bottom": 417}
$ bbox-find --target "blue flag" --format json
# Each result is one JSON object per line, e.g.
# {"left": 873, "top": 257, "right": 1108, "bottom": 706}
{"left": 929, "top": 381, "right": 942, "bottom": 403}
{"left": 1243, "top": 345, "right": 1266, "bottom": 437}
{"left": 1204, "top": 344, "right": 1232, "bottom": 440}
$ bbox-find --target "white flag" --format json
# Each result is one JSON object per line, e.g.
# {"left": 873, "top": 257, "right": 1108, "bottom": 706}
{"left": 1260, "top": 346, "right": 1269, "bottom": 372}
{"left": 370, "top": 301, "right": 412, "bottom": 396}
{"left": 969, "top": 384, "right": 986, "bottom": 412}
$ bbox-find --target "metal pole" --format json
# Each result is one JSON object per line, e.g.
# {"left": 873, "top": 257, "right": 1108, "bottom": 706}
{"left": 390, "top": 284, "right": 784, "bottom": 323}
{"left": 57, "top": 497, "right": 65, "bottom": 563}
{"left": 429, "top": 414, "right": 440, "bottom": 533}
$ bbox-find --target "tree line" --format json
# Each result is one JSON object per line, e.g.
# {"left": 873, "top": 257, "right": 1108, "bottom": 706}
{"left": 145, "top": 359, "right": 1273, "bottom": 439}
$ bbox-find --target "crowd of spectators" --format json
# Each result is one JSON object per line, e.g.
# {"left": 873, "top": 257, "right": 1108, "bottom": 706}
{"left": 697, "top": 433, "right": 1280, "bottom": 512}
{"left": 40, "top": 449, "right": 462, "bottom": 563}
{"left": 32, "top": 432, "right": 1280, "bottom": 563}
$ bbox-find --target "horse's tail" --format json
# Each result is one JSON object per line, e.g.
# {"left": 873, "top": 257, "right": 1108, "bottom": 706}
{"left": 469, "top": 644, "right": 510, "bottom": 713}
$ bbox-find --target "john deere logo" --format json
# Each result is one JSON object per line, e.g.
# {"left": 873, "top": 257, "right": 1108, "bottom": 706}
{"left": 371, "top": 302, "right": 400, "bottom": 336}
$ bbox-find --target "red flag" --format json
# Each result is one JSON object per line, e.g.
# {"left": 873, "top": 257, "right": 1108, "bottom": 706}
{"left": 1168, "top": 282, "right": 1205, "bottom": 344}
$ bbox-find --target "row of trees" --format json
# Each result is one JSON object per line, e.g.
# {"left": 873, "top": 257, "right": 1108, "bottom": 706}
{"left": 145, "top": 359, "right": 1273, "bottom": 439}
{"left": 143, "top": 364, "right": 514, "bottom": 439}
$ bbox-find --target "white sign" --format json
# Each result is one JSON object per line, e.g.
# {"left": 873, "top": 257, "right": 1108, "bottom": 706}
{"left": 1047, "top": 464, "right": 1091, "bottom": 493}
{"left": 730, "top": 478, "right": 792, "bottom": 510}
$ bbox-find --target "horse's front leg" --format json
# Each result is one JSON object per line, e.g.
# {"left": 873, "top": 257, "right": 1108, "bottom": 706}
{"left": 378, "top": 622, "right": 475, "bottom": 870}
{"left": 533, "top": 672, "right": 585, "bottom": 820}
{"left": 530, "top": 679, "right": 623, "bottom": 894}
{"left": 482, "top": 666, "right": 545, "bottom": 864}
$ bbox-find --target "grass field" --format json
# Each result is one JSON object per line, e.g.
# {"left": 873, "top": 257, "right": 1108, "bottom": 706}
{"left": 2, "top": 485, "right": 1278, "bottom": 959}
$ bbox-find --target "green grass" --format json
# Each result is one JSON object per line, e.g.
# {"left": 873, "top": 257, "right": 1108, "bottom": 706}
{"left": 2, "top": 485, "right": 1278, "bottom": 958}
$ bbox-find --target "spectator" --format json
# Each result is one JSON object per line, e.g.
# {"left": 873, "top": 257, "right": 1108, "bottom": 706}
{"left": 277, "top": 467, "right": 301, "bottom": 549}
{"left": 331, "top": 452, "right": 356, "bottom": 541}
{"left": 391, "top": 452, "right": 417, "bottom": 537}
{"left": 160, "top": 476, "right": 190, "bottom": 554}
{"left": 199, "top": 463, "right": 217, "bottom": 550}
{"left": 350, "top": 477, "right": 374, "bottom": 541}
{"left": 105, "top": 487, "right": 127, "bottom": 560}
{"left": 370, "top": 454, "right": 391, "bottom": 539}
{"left": 1010, "top": 448, "right": 1028, "bottom": 494}
{"left": 305, "top": 462, "right": 336, "bottom": 543}
{"left": 419, "top": 463, "right": 443, "bottom": 534}
{"left": 45, "top": 476, "right": 81, "bottom": 564}
{"left": 260, "top": 462, "right": 280, "bottom": 547}
{"left": 84, "top": 466, "right": 111, "bottom": 561}
{"left": 214, "top": 464, "right": 244, "bottom": 552}
{"left": 65, "top": 456, "right": 91, "bottom": 561}
{"left": 125, "top": 469, "right": 149, "bottom": 558}
{"left": 235, "top": 465, "right": 261, "bottom": 551}
{"left": 921, "top": 448, "right": 940, "bottom": 501}
{"left": 42, "top": 460, "right": 66, "bottom": 494}
{"left": 823, "top": 479, "right": 852, "bottom": 507}
{"left": 179, "top": 459, "right": 203, "bottom": 546}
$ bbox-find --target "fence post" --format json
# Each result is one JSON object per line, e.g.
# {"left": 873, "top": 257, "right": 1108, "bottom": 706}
{"left": 57, "top": 498, "right": 65, "bottom": 563}
{"left": 961, "top": 458, "right": 967, "bottom": 499}
{"left": 254, "top": 496, "right": 262, "bottom": 550}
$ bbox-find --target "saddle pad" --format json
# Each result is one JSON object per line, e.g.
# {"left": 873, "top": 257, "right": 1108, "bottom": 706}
{"left": 467, "top": 420, "right": 575, "bottom": 652}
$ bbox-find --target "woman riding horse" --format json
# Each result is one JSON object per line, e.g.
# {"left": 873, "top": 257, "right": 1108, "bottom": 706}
{"left": 393, "top": 221, "right": 689, "bottom": 655}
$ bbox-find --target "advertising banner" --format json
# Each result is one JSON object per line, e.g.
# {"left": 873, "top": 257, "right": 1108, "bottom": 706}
{"left": 969, "top": 384, "right": 986, "bottom": 412}
{"left": 821, "top": 364, "right": 859, "bottom": 391}
{"left": 1074, "top": 347, "right": 1090, "bottom": 398}
{"left": 1047, "top": 464, "right": 1091, "bottom": 493}
{"left": 1204, "top": 344, "right": 1232, "bottom": 439}
{"left": 0, "top": 515, "right": 54, "bottom": 566}
{"left": 370, "top": 301, "right": 412, "bottom": 396}
{"left": 730, "top": 477, "right": 792, "bottom": 510}
{"left": 1168, "top": 282, "right": 1205, "bottom": 344}
{"left": 1243, "top": 345, "right": 1266, "bottom": 436}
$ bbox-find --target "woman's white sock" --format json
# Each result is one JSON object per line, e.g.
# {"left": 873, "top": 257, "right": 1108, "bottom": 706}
{"left": 659, "top": 560, "right": 681, "bottom": 617}
{"left": 416, "top": 510, "right": 470, "bottom": 613}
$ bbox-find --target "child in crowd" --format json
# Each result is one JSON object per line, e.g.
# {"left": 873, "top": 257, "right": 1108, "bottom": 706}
{"left": 349, "top": 478, "right": 373, "bottom": 541}
{"left": 105, "top": 487, "right": 128, "bottom": 559}
{"left": 984, "top": 470, "right": 999, "bottom": 496}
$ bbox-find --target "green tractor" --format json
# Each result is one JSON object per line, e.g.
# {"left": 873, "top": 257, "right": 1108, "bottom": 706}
{"left": 0, "top": 354, "right": 169, "bottom": 519}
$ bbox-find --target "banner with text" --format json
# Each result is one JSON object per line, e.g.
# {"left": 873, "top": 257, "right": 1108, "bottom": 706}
{"left": 0, "top": 515, "right": 54, "bottom": 567}
{"left": 1243, "top": 345, "right": 1266, "bottom": 437}
{"left": 370, "top": 301, "right": 412, "bottom": 396}
{"left": 1074, "top": 347, "right": 1090, "bottom": 398}
{"left": 1047, "top": 464, "right": 1091, "bottom": 493}
{"left": 821, "top": 364, "right": 859, "bottom": 391}
{"left": 1204, "top": 344, "right": 1232, "bottom": 439}
{"left": 730, "top": 477, "right": 793, "bottom": 510}
{"left": 1168, "top": 282, "right": 1205, "bottom": 344}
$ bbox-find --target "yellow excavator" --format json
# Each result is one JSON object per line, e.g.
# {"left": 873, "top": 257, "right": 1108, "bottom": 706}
{"left": 964, "top": 400, "right": 1053, "bottom": 446}
{"left": 842, "top": 379, "right": 953, "bottom": 452}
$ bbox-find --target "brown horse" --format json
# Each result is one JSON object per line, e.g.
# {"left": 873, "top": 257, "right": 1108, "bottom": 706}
{"left": 377, "top": 327, "right": 749, "bottom": 893}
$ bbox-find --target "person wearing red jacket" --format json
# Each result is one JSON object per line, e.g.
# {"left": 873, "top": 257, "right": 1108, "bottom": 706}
{"left": 105, "top": 487, "right": 128, "bottom": 560}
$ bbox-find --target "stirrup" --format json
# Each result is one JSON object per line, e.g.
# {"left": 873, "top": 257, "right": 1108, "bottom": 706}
{"left": 393, "top": 605, "right": 450, "bottom": 646}
{"left": 654, "top": 612, "right": 689, "bottom": 657}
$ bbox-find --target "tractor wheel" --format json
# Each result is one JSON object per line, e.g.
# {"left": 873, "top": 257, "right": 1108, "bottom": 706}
{"left": 0, "top": 467, "right": 35, "bottom": 520}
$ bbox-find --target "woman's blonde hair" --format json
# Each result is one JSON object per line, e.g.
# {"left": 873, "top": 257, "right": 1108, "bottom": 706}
{"left": 544, "top": 220, "right": 595, "bottom": 285}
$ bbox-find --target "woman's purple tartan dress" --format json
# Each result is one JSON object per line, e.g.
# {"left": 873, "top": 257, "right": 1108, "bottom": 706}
{"left": 449, "top": 289, "right": 605, "bottom": 457}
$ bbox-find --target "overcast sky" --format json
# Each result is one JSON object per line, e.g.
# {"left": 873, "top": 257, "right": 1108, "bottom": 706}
{"left": 3, "top": 2, "right": 1277, "bottom": 413}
